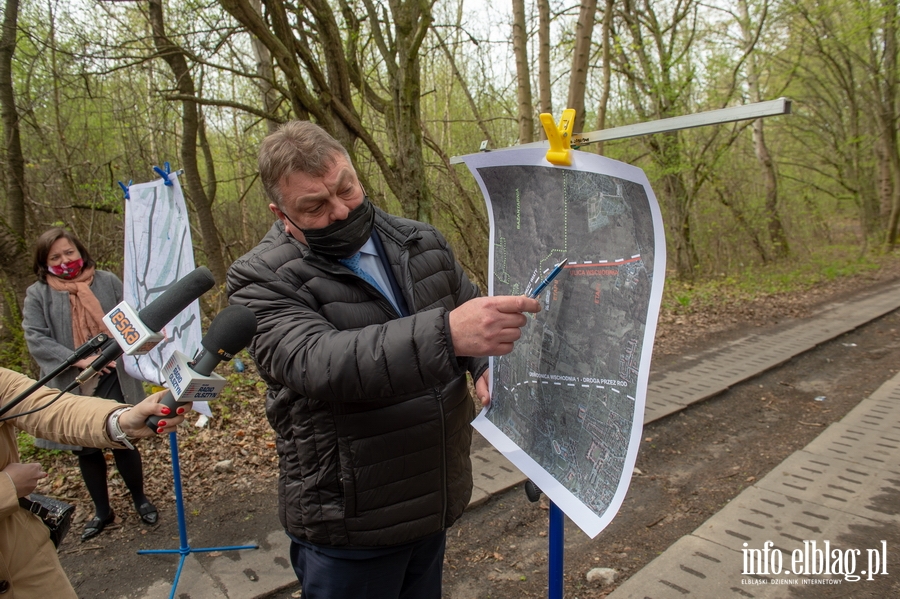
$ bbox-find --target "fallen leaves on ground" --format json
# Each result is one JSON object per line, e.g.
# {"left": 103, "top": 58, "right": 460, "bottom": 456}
{"left": 32, "top": 367, "right": 275, "bottom": 520}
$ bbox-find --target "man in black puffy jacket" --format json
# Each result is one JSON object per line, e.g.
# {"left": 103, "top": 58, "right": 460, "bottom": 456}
{"left": 227, "top": 121, "right": 540, "bottom": 599}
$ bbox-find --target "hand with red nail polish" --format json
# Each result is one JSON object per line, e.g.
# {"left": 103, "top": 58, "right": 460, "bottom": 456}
{"left": 115, "top": 391, "right": 193, "bottom": 438}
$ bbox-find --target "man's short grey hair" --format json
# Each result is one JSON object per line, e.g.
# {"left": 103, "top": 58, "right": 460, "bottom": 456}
{"left": 258, "top": 120, "right": 352, "bottom": 208}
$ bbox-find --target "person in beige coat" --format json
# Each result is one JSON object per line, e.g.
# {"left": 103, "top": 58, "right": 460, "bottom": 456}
{"left": 0, "top": 367, "right": 190, "bottom": 598}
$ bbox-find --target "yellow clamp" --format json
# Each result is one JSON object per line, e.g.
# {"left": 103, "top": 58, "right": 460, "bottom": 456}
{"left": 540, "top": 108, "right": 576, "bottom": 166}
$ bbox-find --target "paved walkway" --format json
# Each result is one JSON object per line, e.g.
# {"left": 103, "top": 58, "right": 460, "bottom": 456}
{"left": 607, "top": 368, "right": 900, "bottom": 598}
{"left": 130, "top": 280, "right": 900, "bottom": 598}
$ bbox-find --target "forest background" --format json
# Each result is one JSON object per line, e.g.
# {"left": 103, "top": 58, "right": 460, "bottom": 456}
{"left": 1, "top": 0, "right": 899, "bottom": 370}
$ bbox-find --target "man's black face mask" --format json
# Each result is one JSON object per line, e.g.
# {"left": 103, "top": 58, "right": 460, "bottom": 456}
{"left": 294, "top": 196, "right": 375, "bottom": 260}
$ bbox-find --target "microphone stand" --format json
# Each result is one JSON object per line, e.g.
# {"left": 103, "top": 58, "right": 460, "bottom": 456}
{"left": 138, "top": 408, "right": 258, "bottom": 599}
{"left": 138, "top": 303, "right": 260, "bottom": 598}
{"left": 0, "top": 334, "right": 110, "bottom": 418}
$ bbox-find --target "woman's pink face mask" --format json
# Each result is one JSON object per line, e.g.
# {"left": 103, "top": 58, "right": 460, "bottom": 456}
{"left": 48, "top": 258, "right": 84, "bottom": 280}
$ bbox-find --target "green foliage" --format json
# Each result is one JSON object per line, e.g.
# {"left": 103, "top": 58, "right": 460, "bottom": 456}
{"left": 675, "top": 293, "right": 692, "bottom": 307}
{"left": 0, "top": 326, "right": 32, "bottom": 378}
{"left": 202, "top": 351, "right": 265, "bottom": 426}
{"left": 0, "top": 0, "right": 897, "bottom": 309}
{"left": 0, "top": 284, "right": 34, "bottom": 377}
{"left": 662, "top": 245, "right": 887, "bottom": 314}
{"left": 16, "top": 430, "right": 65, "bottom": 462}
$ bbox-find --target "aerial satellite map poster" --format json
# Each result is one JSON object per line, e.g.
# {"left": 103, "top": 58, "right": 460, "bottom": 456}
{"left": 461, "top": 148, "right": 666, "bottom": 538}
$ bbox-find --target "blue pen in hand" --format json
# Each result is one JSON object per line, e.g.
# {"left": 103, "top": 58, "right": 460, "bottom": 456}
{"left": 528, "top": 259, "right": 568, "bottom": 298}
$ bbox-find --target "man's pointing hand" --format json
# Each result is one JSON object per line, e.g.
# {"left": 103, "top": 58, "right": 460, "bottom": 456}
{"left": 449, "top": 295, "right": 541, "bottom": 357}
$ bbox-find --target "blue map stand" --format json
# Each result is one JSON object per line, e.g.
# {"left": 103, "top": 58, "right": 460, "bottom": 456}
{"left": 549, "top": 502, "right": 564, "bottom": 599}
{"left": 526, "top": 480, "right": 565, "bottom": 598}
{"left": 138, "top": 432, "right": 258, "bottom": 599}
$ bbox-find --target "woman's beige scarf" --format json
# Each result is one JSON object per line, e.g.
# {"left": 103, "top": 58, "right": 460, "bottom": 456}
{"left": 45, "top": 265, "right": 107, "bottom": 348}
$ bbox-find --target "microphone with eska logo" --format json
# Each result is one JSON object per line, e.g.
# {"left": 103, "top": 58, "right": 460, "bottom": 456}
{"left": 75, "top": 267, "right": 216, "bottom": 385}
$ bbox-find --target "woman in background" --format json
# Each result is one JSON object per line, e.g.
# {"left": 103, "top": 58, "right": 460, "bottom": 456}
{"left": 21, "top": 227, "right": 158, "bottom": 541}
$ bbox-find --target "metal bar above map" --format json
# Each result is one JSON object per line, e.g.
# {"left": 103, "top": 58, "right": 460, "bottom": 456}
{"left": 449, "top": 97, "right": 792, "bottom": 163}
{"left": 568, "top": 97, "right": 792, "bottom": 145}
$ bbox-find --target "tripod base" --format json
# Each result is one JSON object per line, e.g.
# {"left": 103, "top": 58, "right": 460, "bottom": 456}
{"left": 138, "top": 544, "right": 259, "bottom": 599}
{"left": 138, "top": 432, "right": 259, "bottom": 599}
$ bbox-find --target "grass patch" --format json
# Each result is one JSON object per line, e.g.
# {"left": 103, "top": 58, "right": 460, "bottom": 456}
{"left": 663, "top": 247, "right": 890, "bottom": 314}
{"left": 16, "top": 430, "right": 66, "bottom": 462}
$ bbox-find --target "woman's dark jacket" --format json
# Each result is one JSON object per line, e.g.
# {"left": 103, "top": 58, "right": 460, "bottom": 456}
{"left": 226, "top": 209, "right": 487, "bottom": 547}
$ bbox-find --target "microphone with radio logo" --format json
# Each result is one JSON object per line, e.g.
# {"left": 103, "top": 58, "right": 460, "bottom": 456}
{"left": 146, "top": 304, "right": 257, "bottom": 429}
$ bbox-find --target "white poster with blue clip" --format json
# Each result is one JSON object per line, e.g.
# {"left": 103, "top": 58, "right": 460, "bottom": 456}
{"left": 122, "top": 169, "right": 211, "bottom": 417}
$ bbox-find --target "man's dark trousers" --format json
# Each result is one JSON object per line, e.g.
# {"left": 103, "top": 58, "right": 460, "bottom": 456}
{"left": 288, "top": 530, "right": 446, "bottom": 599}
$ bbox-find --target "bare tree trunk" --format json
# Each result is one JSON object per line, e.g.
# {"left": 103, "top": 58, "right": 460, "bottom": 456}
{"left": 616, "top": 0, "right": 700, "bottom": 278}
{"left": 381, "top": 0, "right": 434, "bottom": 223}
{"left": 38, "top": 1, "right": 83, "bottom": 232}
{"left": 792, "top": 1, "right": 882, "bottom": 243}
{"left": 567, "top": 0, "right": 597, "bottom": 134}
{"left": 512, "top": 0, "right": 534, "bottom": 144}
{"left": 852, "top": 75, "right": 879, "bottom": 238}
{"left": 433, "top": 29, "right": 496, "bottom": 149}
{"left": 753, "top": 119, "right": 789, "bottom": 256}
{"left": 148, "top": 0, "right": 228, "bottom": 286}
{"left": 0, "top": 215, "right": 28, "bottom": 295}
{"left": 737, "top": 0, "right": 788, "bottom": 258}
{"left": 878, "top": 140, "right": 893, "bottom": 222}
{"left": 0, "top": 0, "right": 41, "bottom": 371}
{"left": 0, "top": 214, "right": 30, "bottom": 368}
{"left": 595, "top": 0, "right": 613, "bottom": 154}
{"left": 654, "top": 133, "right": 698, "bottom": 278}
{"left": 0, "top": 0, "right": 27, "bottom": 234}
{"left": 537, "top": 0, "right": 552, "bottom": 133}
{"left": 715, "top": 187, "right": 769, "bottom": 263}
{"left": 248, "top": 0, "right": 280, "bottom": 133}
{"left": 881, "top": 0, "right": 900, "bottom": 250}
{"left": 885, "top": 146, "right": 900, "bottom": 249}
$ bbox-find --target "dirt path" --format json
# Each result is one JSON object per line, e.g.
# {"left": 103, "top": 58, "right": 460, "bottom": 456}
{"left": 440, "top": 295, "right": 900, "bottom": 599}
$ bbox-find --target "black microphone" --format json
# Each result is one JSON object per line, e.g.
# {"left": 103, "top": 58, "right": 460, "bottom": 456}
{"left": 146, "top": 304, "right": 257, "bottom": 429}
{"left": 76, "top": 267, "right": 216, "bottom": 384}
{"left": 0, "top": 334, "right": 113, "bottom": 418}
{"left": 74, "top": 340, "right": 126, "bottom": 385}
{"left": 138, "top": 266, "right": 217, "bottom": 332}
